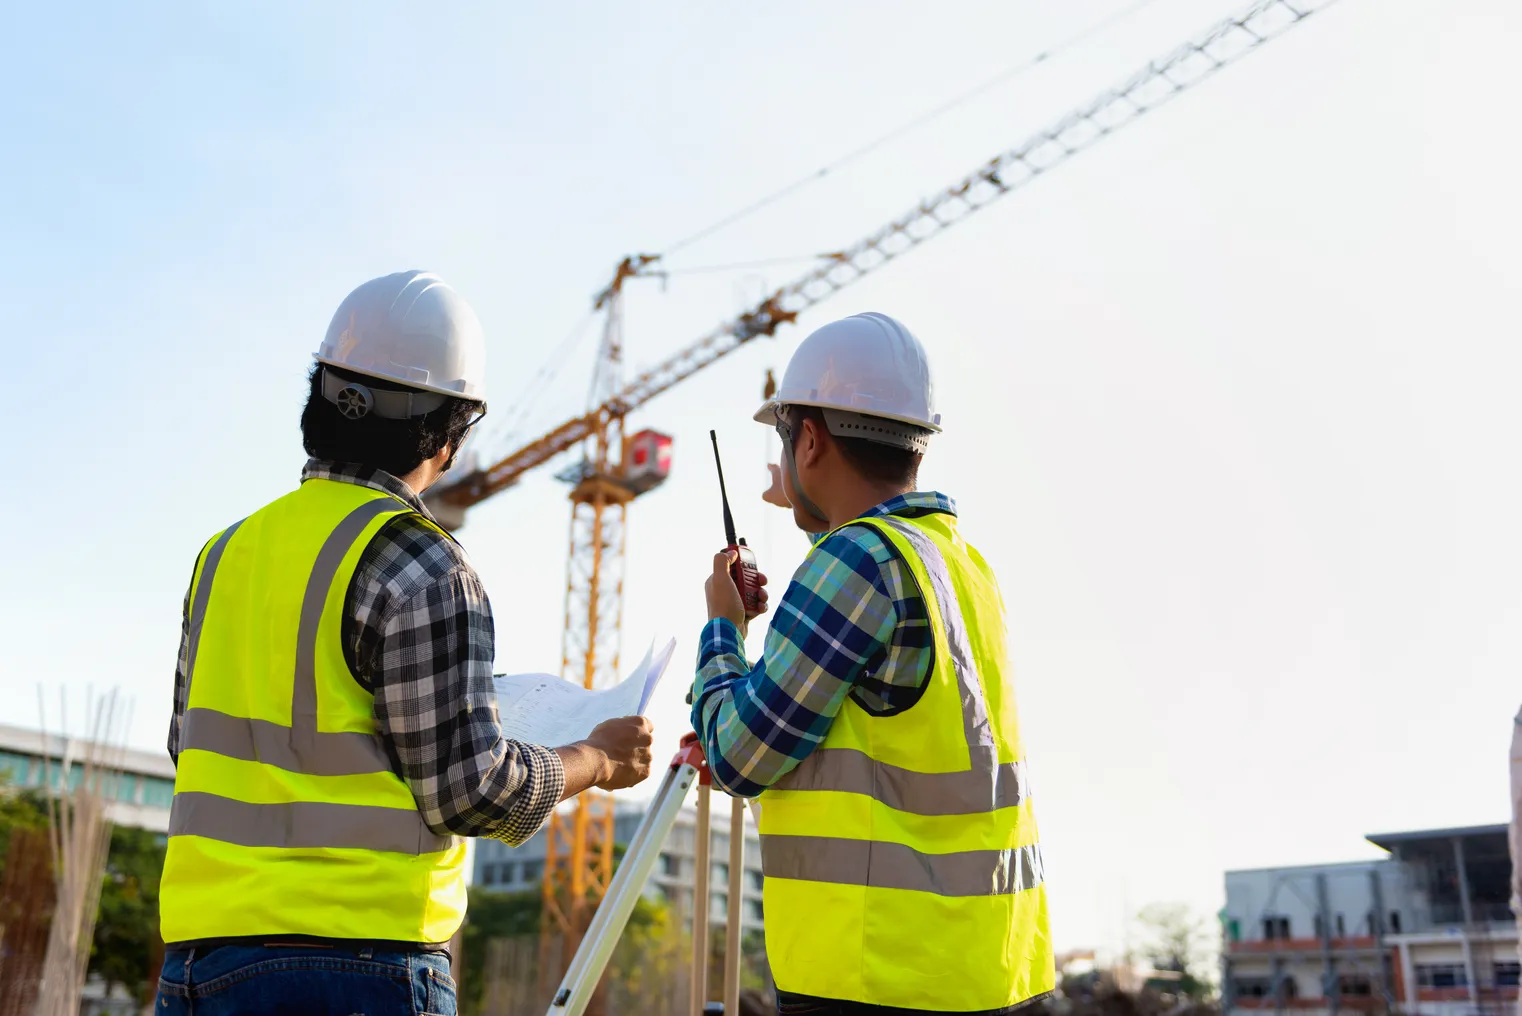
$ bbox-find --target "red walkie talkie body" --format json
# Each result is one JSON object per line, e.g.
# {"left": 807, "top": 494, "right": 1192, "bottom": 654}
{"left": 710, "top": 431, "right": 763, "bottom": 617}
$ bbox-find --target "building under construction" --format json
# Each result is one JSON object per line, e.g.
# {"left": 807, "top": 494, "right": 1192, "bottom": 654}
{"left": 1222, "top": 825, "right": 1517, "bottom": 1016}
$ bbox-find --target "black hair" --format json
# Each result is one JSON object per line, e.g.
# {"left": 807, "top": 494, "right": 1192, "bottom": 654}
{"left": 300, "top": 364, "right": 479, "bottom": 478}
{"left": 788, "top": 405, "right": 922, "bottom": 488}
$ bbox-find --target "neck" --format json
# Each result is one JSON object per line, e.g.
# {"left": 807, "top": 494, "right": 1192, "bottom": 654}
{"left": 824, "top": 482, "right": 913, "bottom": 530}
{"left": 396, "top": 463, "right": 435, "bottom": 497}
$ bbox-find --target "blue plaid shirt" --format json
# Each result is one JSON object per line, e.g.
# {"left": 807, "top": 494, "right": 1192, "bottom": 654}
{"left": 690, "top": 491, "right": 956, "bottom": 797}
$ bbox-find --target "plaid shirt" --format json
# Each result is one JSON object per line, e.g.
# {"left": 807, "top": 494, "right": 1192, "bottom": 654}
{"left": 690, "top": 491, "right": 956, "bottom": 797}
{"left": 168, "top": 459, "right": 565, "bottom": 845}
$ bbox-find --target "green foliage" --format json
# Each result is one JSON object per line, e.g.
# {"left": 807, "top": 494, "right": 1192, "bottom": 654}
{"left": 0, "top": 776, "right": 48, "bottom": 879}
{"left": 609, "top": 894, "right": 677, "bottom": 998}
{"left": 458, "top": 883, "right": 671, "bottom": 1016}
{"left": 90, "top": 825, "right": 166, "bottom": 1003}
{"left": 1132, "top": 903, "right": 1216, "bottom": 1001}
{"left": 1, "top": 774, "right": 169, "bottom": 1004}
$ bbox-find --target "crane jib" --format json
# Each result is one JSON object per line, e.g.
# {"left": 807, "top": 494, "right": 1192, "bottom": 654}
{"left": 436, "top": 0, "right": 1340, "bottom": 512}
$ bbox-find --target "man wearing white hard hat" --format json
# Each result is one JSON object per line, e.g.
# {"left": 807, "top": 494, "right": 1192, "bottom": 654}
{"left": 155, "top": 271, "right": 654, "bottom": 1015}
{"left": 693, "top": 313, "right": 1054, "bottom": 1014}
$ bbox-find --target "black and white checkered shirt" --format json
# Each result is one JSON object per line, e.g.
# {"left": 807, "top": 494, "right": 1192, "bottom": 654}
{"left": 168, "top": 459, "right": 566, "bottom": 846}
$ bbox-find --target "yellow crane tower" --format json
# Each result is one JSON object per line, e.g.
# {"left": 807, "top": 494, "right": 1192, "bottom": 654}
{"left": 422, "top": 0, "right": 1341, "bottom": 999}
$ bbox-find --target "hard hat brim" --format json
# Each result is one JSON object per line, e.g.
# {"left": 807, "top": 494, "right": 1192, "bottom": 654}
{"left": 753, "top": 396, "right": 941, "bottom": 433}
{"left": 313, "top": 354, "right": 486, "bottom": 404}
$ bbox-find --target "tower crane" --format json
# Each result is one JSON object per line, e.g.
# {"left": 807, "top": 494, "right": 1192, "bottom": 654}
{"left": 422, "top": 0, "right": 1342, "bottom": 994}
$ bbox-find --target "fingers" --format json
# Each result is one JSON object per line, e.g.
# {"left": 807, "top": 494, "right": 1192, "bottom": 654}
{"left": 713, "top": 550, "right": 737, "bottom": 575}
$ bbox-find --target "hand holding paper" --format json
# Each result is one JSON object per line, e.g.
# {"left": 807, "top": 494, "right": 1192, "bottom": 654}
{"left": 492, "top": 637, "right": 676, "bottom": 750}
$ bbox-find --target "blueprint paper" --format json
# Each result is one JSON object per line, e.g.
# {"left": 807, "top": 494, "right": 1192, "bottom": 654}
{"left": 493, "top": 637, "right": 676, "bottom": 747}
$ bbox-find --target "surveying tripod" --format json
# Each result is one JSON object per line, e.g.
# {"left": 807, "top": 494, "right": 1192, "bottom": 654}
{"left": 545, "top": 733, "right": 752, "bottom": 1016}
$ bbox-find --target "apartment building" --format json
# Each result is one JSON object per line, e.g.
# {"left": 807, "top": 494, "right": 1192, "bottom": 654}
{"left": 0, "top": 722, "right": 175, "bottom": 833}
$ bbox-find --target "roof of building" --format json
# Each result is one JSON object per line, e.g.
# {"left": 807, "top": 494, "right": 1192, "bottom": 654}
{"left": 1224, "top": 856, "right": 1393, "bottom": 877}
{"left": 1366, "top": 824, "right": 1508, "bottom": 850}
{"left": 0, "top": 722, "right": 175, "bottom": 780}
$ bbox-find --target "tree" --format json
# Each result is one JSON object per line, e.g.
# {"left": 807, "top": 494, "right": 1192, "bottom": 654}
{"left": 0, "top": 776, "right": 48, "bottom": 879}
{"left": 90, "top": 825, "right": 166, "bottom": 1003}
{"left": 1132, "top": 902, "right": 1215, "bottom": 1001}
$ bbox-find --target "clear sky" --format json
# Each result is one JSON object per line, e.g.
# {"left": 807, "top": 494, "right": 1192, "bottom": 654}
{"left": 2, "top": 0, "right": 1518, "bottom": 957}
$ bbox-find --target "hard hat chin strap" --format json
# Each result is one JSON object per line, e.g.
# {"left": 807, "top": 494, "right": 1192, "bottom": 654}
{"left": 776, "top": 419, "right": 830, "bottom": 525}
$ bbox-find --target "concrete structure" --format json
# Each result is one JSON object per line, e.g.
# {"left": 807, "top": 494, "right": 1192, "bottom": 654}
{"left": 1223, "top": 824, "right": 1518, "bottom": 1016}
{"left": 475, "top": 800, "right": 765, "bottom": 934}
{"left": 0, "top": 722, "right": 175, "bottom": 833}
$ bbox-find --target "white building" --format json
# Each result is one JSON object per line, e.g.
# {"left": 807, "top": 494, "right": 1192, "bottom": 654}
{"left": 0, "top": 722, "right": 175, "bottom": 833}
{"left": 1223, "top": 824, "right": 1517, "bottom": 1016}
{"left": 474, "top": 800, "right": 765, "bottom": 935}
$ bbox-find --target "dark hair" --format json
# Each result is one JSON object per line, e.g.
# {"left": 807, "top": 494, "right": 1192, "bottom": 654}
{"left": 300, "top": 364, "right": 479, "bottom": 477}
{"left": 788, "top": 405, "right": 922, "bottom": 487}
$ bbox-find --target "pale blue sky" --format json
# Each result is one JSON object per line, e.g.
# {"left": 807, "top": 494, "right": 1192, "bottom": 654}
{"left": 3, "top": 1, "right": 1519, "bottom": 954}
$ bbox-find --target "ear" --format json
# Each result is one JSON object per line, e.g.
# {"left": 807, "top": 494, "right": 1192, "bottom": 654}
{"left": 796, "top": 415, "right": 826, "bottom": 470}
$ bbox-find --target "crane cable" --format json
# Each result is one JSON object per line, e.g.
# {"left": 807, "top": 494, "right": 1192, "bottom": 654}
{"left": 477, "top": 311, "right": 600, "bottom": 451}
{"left": 659, "top": 0, "right": 1172, "bottom": 261}
{"left": 482, "top": 0, "right": 1174, "bottom": 455}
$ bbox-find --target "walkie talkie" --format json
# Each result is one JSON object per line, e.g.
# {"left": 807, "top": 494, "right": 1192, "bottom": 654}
{"left": 710, "top": 430, "right": 763, "bottom": 617}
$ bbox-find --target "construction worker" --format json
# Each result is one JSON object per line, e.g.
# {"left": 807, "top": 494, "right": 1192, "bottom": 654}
{"left": 154, "top": 271, "right": 655, "bottom": 1016}
{"left": 692, "top": 312, "right": 1054, "bottom": 1015}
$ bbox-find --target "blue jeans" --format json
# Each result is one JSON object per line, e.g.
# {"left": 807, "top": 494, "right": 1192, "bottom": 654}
{"left": 156, "top": 945, "right": 456, "bottom": 1016}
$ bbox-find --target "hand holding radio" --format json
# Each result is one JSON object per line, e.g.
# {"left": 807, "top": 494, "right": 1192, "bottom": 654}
{"left": 706, "top": 549, "right": 770, "bottom": 635}
{"left": 707, "top": 431, "right": 771, "bottom": 637}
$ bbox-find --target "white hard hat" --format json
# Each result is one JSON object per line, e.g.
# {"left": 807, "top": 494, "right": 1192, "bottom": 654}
{"left": 315, "top": 270, "right": 487, "bottom": 403}
{"left": 754, "top": 312, "right": 940, "bottom": 450}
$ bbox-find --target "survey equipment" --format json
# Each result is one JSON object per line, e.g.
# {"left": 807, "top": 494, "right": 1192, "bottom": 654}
{"left": 544, "top": 735, "right": 749, "bottom": 1016}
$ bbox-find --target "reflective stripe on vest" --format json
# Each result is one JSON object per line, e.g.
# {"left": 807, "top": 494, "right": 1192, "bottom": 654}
{"left": 170, "top": 495, "right": 448, "bottom": 853}
{"left": 762, "top": 836, "right": 1045, "bottom": 897}
{"left": 763, "top": 516, "right": 1045, "bottom": 892}
{"left": 758, "top": 511, "right": 1054, "bottom": 1011}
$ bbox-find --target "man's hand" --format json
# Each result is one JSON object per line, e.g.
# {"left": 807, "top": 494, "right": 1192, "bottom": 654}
{"left": 555, "top": 716, "right": 654, "bottom": 798}
{"left": 762, "top": 463, "right": 792, "bottom": 509}
{"left": 706, "top": 550, "right": 770, "bottom": 638}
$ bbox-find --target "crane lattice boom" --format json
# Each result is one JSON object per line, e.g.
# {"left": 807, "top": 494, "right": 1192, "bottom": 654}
{"left": 431, "top": 0, "right": 1336, "bottom": 516}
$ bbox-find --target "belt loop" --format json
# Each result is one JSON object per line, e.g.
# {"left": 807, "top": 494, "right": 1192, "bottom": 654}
{"left": 182, "top": 947, "right": 197, "bottom": 1016}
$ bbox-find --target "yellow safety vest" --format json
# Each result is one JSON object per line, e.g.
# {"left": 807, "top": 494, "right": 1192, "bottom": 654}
{"left": 758, "top": 512, "right": 1055, "bottom": 1012}
{"left": 159, "top": 479, "right": 467, "bottom": 945}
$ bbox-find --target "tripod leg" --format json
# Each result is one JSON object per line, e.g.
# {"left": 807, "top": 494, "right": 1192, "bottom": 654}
{"left": 546, "top": 763, "right": 698, "bottom": 1016}
{"left": 722, "top": 795, "right": 745, "bottom": 1015}
{"left": 689, "top": 783, "right": 712, "bottom": 1016}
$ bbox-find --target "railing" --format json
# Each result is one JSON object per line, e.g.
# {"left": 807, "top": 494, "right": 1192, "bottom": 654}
{"left": 1430, "top": 902, "right": 1515, "bottom": 926}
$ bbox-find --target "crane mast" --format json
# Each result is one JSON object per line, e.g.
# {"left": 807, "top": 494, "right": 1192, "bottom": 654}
{"left": 536, "top": 257, "right": 665, "bottom": 1004}
{"left": 419, "top": 0, "right": 1343, "bottom": 1002}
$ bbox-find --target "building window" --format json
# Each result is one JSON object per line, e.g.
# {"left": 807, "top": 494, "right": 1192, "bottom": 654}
{"left": 142, "top": 777, "right": 176, "bottom": 809}
{"left": 1263, "top": 916, "right": 1291, "bottom": 940}
{"left": 501, "top": 862, "right": 517, "bottom": 885}
{"left": 0, "top": 751, "right": 34, "bottom": 785}
{"left": 1235, "top": 978, "right": 1273, "bottom": 999}
{"left": 522, "top": 861, "right": 543, "bottom": 882}
{"left": 482, "top": 865, "right": 496, "bottom": 886}
{"left": 746, "top": 899, "right": 763, "bottom": 923}
{"left": 747, "top": 869, "right": 763, "bottom": 892}
{"left": 1495, "top": 963, "right": 1521, "bottom": 988}
{"left": 1416, "top": 964, "right": 1467, "bottom": 989}
{"left": 1389, "top": 911, "right": 1401, "bottom": 933}
{"left": 1335, "top": 914, "right": 1345, "bottom": 937}
{"left": 713, "top": 862, "right": 729, "bottom": 886}
{"left": 1338, "top": 975, "right": 1373, "bottom": 996}
{"left": 660, "top": 853, "right": 680, "bottom": 876}
{"left": 711, "top": 893, "right": 728, "bottom": 920}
